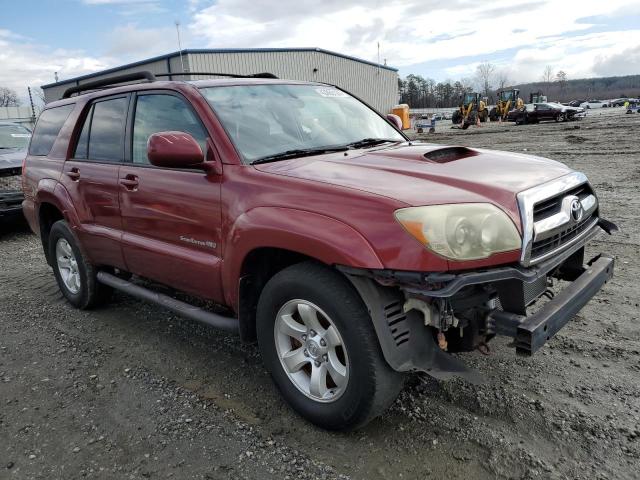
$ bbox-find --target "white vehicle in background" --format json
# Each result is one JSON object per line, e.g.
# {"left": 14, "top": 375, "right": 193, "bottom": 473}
{"left": 580, "top": 100, "right": 609, "bottom": 109}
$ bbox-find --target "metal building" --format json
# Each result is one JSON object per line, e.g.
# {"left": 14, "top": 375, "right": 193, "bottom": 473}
{"left": 41, "top": 48, "right": 399, "bottom": 113}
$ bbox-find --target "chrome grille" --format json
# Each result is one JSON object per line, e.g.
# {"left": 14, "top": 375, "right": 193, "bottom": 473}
{"left": 533, "top": 184, "right": 593, "bottom": 222}
{"left": 517, "top": 172, "right": 599, "bottom": 266}
{"left": 530, "top": 215, "right": 596, "bottom": 259}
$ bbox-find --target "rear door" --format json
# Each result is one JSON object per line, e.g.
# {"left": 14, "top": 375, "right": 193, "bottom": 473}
{"left": 119, "top": 91, "right": 224, "bottom": 302}
{"left": 60, "top": 95, "right": 129, "bottom": 269}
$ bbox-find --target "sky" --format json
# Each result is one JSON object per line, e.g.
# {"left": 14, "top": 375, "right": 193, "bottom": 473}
{"left": 1, "top": 0, "right": 640, "bottom": 101}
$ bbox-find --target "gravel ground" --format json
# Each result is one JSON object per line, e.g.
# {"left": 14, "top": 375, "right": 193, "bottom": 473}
{"left": 1, "top": 107, "right": 639, "bottom": 479}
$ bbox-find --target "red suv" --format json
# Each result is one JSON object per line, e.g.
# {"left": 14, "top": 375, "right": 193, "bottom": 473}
{"left": 22, "top": 72, "right": 616, "bottom": 430}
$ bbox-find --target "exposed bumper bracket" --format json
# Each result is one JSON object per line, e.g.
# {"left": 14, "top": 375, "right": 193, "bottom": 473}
{"left": 490, "top": 255, "right": 614, "bottom": 355}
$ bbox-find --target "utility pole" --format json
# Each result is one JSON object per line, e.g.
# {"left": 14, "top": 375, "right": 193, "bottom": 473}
{"left": 175, "top": 21, "right": 186, "bottom": 74}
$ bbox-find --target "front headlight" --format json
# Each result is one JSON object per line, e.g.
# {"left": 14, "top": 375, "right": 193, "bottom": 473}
{"left": 395, "top": 203, "right": 521, "bottom": 261}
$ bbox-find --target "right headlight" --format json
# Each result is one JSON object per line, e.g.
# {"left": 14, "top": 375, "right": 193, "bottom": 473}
{"left": 394, "top": 203, "right": 521, "bottom": 261}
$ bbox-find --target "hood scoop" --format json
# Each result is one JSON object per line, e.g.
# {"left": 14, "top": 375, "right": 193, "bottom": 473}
{"left": 423, "top": 146, "right": 478, "bottom": 163}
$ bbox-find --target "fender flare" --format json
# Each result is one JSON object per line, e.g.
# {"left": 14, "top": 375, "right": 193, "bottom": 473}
{"left": 222, "top": 206, "right": 384, "bottom": 309}
{"left": 35, "top": 181, "right": 81, "bottom": 264}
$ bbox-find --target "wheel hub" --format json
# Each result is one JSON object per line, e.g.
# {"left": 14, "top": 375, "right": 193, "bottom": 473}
{"left": 305, "top": 339, "right": 324, "bottom": 359}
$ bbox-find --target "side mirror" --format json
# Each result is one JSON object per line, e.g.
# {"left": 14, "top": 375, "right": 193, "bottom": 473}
{"left": 147, "top": 131, "right": 204, "bottom": 169}
{"left": 386, "top": 113, "right": 403, "bottom": 130}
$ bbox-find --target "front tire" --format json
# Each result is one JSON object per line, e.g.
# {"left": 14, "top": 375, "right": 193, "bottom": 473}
{"left": 49, "top": 220, "right": 112, "bottom": 309}
{"left": 256, "top": 262, "right": 404, "bottom": 430}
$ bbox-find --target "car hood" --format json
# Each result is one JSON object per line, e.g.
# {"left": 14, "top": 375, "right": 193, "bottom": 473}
{"left": 0, "top": 148, "right": 26, "bottom": 171}
{"left": 254, "top": 143, "right": 573, "bottom": 226}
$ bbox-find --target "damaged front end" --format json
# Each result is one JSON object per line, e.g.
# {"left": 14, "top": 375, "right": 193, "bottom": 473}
{"left": 340, "top": 172, "right": 617, "bottom": 382}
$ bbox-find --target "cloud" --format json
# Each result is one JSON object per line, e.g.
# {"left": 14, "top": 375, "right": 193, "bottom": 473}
{"left": 0, "top": 31, "right": 111, "bottom": 97}
{"left": 190, "top": 0, "right": 640, "bottom": 77}
{"left": 2, "top": 0, "right": 640, "bottom": 102}
{"left": 593, "top": 44, "right": 640, "bottom": 77}
{"left": 105, "top": 23, "right": 181, "bottom": 58}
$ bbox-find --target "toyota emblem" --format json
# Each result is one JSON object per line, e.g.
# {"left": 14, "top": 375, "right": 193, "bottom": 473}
{"left": 570, "top": 198, "right": 583, "bottom": 222}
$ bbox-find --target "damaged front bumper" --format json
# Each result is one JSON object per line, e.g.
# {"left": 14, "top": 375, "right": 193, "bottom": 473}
{"left": 488, "top": 254, "right": 613, "bottom": 355}
{"left": 340, "top": 219, "right": 616, "bottom": 382}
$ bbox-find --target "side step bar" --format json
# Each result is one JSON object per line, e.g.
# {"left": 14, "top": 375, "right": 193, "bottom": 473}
{"left": 96, "top": 271, "right": 239, "bottom": 333}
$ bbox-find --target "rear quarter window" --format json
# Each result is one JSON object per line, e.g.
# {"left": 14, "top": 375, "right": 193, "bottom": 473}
{"left": 28, "top": 104, "right": 75, "bottom": 156}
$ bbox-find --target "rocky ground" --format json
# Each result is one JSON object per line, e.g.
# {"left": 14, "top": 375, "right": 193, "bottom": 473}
{"left": 1, "top": 107, "right": 639, "bottom": 479}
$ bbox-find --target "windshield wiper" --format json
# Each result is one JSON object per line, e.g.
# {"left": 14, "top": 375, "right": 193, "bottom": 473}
{"left": 250, "top": 146, "right": 349, "bottom": 165}
{"left": 345, "top": 138, "right": 402, "bottom": 149}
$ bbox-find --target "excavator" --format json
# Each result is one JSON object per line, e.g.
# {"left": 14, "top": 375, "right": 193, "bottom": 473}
{"left": 451, "top": 92, "right": 488, "bottom": 129}
{"left": 489, "top": 89, "right": 523, "bottom": 121}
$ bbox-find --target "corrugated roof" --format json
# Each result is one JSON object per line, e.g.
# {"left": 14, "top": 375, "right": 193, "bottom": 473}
{"left": 41, "top": 48, "right": 398, "bottom": 88}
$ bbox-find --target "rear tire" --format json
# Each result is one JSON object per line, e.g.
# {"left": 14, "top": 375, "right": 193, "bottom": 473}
{"left": 49, "top": 220, "right": 112, "bottom": 309}
{"left": 256, "top": 262, "right": 404, "bottom": 430}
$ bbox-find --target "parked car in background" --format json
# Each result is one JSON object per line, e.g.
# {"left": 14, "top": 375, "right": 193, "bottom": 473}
{"left": 580, "top": 100, "right": 609, "bottom": 109}
{"left": 0, "top": 122, "right": 30, "bottom": 221}
{"left": 566, "top": 100, "right": 586, "bottom": 107}
{"left": 507, "top": 102, "right": 585, "bottom": 124}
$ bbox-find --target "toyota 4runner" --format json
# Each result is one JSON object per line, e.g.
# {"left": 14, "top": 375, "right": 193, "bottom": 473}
{"left": 22, "top": 72, "right": 616, "bottom": 430}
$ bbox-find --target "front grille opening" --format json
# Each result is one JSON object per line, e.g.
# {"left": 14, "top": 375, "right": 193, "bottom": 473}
{"left": 530, "top": 215, "right": 595, "bottom": 259}
{"left": 533, "top": 183, "right": 592, "bottom": 222}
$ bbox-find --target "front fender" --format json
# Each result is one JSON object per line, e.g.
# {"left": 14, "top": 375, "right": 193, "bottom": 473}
{"left": 222, "top": 206, "right": 384, "bottom": 308}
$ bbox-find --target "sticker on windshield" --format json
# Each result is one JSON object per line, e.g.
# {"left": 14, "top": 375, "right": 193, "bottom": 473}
{"left": 10, "top": 134, "right": 31, "bottom": 138}
{"left": 315, "top": 87, "right": 348, "bottom": 98}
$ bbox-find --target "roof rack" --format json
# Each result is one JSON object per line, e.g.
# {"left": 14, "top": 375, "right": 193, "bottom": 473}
{"left": 155, "top": 72, "right": 279, "bottom": 79}
{"left": 62, "top": 71, "right": 156, "bottom": 98}
{"left": 61, "top": 70, "right": 279, "bottom": 98}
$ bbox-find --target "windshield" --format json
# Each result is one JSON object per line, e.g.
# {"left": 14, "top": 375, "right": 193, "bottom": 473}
{"left": 200, "top": 84, "right": 404, "bottom": 163}
{"left": 0, "top": 124, "right": 31, "bottom": 150}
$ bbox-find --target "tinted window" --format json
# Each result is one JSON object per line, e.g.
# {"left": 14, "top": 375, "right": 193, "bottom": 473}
{"left": 28, "top": 104, "right": 74, "bottom": 156}
{"left": 132, "top": 94, "right": 207, "bottom": 165}
{"left": 88, "top": 97, "right": 128, "bottom": 162}
{"left": 73, "top": 105, "right": 93, "bottom": 159}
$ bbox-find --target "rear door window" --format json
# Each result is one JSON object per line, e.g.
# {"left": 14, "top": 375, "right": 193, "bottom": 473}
{"left": 88, "top": 97, "right": 128, "bottom": 162}
{"left": 131, "top": 94, "right": 207, "bottom": 165}
{"left": 73, "top": 105, "right": 93, "bottom": 160}
{"left": 28, "top": 104, "right": 74, "bottom": 156}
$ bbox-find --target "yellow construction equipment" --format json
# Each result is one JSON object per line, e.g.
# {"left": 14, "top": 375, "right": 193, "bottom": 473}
{"left": 489, "top": 89, "right": 523, "bottom": 121}
{"left": 452, "top": 93, "right": 488, "bottom": 129}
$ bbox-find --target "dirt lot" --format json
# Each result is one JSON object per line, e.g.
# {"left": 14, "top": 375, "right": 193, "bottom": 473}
{"left": 1, "top": 108, "right": 639, "bottom": 480}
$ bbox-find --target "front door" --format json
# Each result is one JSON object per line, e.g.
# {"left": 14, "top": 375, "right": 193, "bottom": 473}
{"left": 60, "top": 95, "right": 129, "bottom": 269}
{"left": 119, "top": 92, "right": 224, "bottom": 302}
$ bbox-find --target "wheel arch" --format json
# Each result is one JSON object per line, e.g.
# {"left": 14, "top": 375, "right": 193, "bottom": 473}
{"left": 35, "top": 181, "right": 79, "bottom": 266}
{"left": 225, "top": 207, "right": 384, "bottom": 342}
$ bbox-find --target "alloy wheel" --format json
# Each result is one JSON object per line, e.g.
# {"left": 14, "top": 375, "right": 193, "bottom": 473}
{"left": 274, "top": 299, "right": 349, "bottom": 403}
{"left": 56, "top": 238, "right": 81, "bottom": 294}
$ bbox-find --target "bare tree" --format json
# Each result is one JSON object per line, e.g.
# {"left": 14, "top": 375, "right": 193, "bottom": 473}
{"left": 542, "top": 65, "right": 554, "bottom": 85}
{"left": 496, "top": 70, "right": 510, "bottom": 90}
{"left": 475, "top": 62, "right": 496, "bottom": 97}
{"left": 556, "top": 70, "right": 568, "bottom": 94}
{"left": 0, "top": 87, "right": 21, "bottom": 107}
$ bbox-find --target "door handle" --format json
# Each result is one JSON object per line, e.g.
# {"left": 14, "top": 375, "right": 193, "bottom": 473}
{"left": 119, "top": 174, "right": 139, "bottom": 191}
{"left": 66, "top": 168, "right": 80, "bottom": 181}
